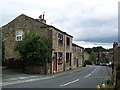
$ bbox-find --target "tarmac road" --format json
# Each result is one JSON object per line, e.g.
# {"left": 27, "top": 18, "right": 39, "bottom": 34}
{"left": 2, "top": 65, "right": 111, "bottom": 88}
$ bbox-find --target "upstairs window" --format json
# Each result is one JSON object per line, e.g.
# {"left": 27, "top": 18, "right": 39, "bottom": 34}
{"left": 58, "top": 33, "right": 63, "bottom": 45}
{"left": 66, "top": 37, "right": 70, "bottom": 46}
{"left": 74, "top": 46, "right": 77, "bottom": 53}
{"left": 16, "top": 31, "right": 23, "bottom": 41}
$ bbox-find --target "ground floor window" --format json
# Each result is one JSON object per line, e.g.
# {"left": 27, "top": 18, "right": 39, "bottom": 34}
{"left": 58, "top": 52, "right": 63, "bottom": 64}
{"left": 74, "top": 57, "right": 76, "bottom": 65}
{"left": 66, "top": 53, "right": 70, "bottom": 62}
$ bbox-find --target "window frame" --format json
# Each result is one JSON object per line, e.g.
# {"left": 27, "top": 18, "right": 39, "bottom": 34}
{"left": 66, "top": 37, "right": 70, "bottom": 46}
{"left": 66, "top": 52, "right": 70, "bottom": 62}
{"left": 58, "top": 33, "right": 63, "bottom": 45}
{"left": 58, "top": 52, "right": 63, "bottom": 64}
{"left": 16, "top": 31, "right": 23, "bottom": 41}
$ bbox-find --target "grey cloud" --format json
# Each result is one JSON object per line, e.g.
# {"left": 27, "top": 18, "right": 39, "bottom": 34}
{"left": 0, "top": 0, "right": 118, "bottom": 44}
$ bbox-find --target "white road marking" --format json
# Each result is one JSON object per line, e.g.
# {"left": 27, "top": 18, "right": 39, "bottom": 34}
{"left": 60, "top": 79, "right": 79, "bottom": 87}
{"left": 92, "top": 71, "right": 94, "bottom": 74}
{"left": 91, "top": 67, "right": 99, "bottom": 74}
{"left": 84, "top": 74, "right": 91, "bottom": 78}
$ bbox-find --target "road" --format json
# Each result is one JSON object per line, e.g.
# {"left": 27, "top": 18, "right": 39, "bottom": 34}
{"left": 2, "top": 65, "right": 111, "bottom": 88}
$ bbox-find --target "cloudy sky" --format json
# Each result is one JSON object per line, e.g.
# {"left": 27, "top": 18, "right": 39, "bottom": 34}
{"left": 0, "top": 0, "right": 119, "bottom": 48}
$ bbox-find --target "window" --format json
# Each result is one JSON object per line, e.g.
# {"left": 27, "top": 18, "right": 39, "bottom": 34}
{"left": 66, "top": 37, "right": 70, "bottom": 46}
{"left": 66, "top": 53, "right": 69, "bottom": 62}
{"left": 74, "top": 46, "right": 77, "bottom": 52}
{"left": 58, "top": 52, "right": 63, "bottom": 64}
{"left": 74, "top": 57, "right": 76, "bottom": 65}
{"left": 58, "top": 33, "right": 63, "bottom": 45}
{"left": 16, "top": 31, "right": 23, "bottom": 41}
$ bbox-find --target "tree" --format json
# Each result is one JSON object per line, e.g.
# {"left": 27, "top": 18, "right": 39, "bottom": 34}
{"left": 92, "top": 46, "right": 106, "bottom": 52}
{"left": 84, "top": 60, "right": 92, "bottom": 65}
{"left": 115, "top": 61, "right": 120, "bottom": 71}
{"left": 84, "top": 48, "right": 92, "bottom": 54}
{"left": 15, "top": 32, "right": 52, "bottom": 66}
{"left": 89, "top": 51, "right": 97, "bottom": 63}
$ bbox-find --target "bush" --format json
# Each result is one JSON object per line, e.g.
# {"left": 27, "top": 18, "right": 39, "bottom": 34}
{"left": 106, "top": 75, "right": 114, "bottom": 86}
{"left": 115, "top": 61, "right": 120, "bottom": 71}
{"left": 15, "top": 32, "right": 52, "bottom": 66}
{"left": 84, "top": 60, "right": 92, "bottom": 65}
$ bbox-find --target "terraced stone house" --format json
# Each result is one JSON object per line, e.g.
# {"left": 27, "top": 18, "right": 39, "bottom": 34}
{"left": 1, "top": 14, "right": 73, "bottom": 74}
{"left": 72, "top": 43, "right": 84, "bottom": 69}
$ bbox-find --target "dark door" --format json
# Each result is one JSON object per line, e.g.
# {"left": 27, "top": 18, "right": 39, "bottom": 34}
{"left": 70, "top": 53, "right": 72, "bottom": 69}
{"left": 53, "top": 52, "right": 57, "bottom": 72}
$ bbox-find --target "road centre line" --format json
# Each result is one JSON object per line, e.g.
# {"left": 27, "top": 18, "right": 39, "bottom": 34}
{"left": 84, "top": 74, "right": 91, "bottom": 78}
{"left": 92, "top": 71, "right": 94, "bottom": 74}
{"left": 60, "top": 79, "right": 79, "bottom": 87}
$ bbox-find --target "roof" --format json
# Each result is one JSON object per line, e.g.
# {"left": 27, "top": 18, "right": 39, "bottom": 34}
{"left": 72, "top": 43, "right": 84, "bottom": 49}
{"left": 40, "top": 24, "right": 73, "bottom": 37}
{"left": 2, "top": 14, "right": 73, "bottom": 38}
{"left": 2, "top": 14, "right": 45, "bottom": 28}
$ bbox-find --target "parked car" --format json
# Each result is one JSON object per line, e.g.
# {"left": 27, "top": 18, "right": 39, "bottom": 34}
{"left": 95, "top": 63, "right": 100, "bottom": 66}
{"left": 100, "top": 63, "right": 109, "bottom": 66}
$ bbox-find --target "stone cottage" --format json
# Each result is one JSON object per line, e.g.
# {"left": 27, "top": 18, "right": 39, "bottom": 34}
{"left": 1, "top": 14, "right": 73, "bottom": 74}
{"left": 72, "top": 43, "right": 84, "bottom": 69}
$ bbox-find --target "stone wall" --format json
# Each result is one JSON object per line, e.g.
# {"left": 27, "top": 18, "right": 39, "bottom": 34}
{"left": 72, "top": 44, "right": 84, "bottom": 69}
{"left": 2, "top": 14, "right": 52, "bottom": 61}
{"left": 2, "top": 14, "right": 52, "bottom": 74}
{"left": 51, "top": 27, "right": 73, "bottom": 72}
{"left": 52, "top": 28, "right": 64, "bottom": 72}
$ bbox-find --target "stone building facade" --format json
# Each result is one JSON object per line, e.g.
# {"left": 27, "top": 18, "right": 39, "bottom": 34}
{"left": 113, "top": 42, "right": 120, "bottom": 62}
{"left": 44, "top": 26, "right": 73, "bottom": 73}
{"left": 1, "top": 14, "right": 74, "bottom": 74}
{"left": 72, "top": 43, "right": 84, "bottom": 69}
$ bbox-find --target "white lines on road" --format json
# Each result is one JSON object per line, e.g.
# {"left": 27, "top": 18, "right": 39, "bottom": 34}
{"left": 84, "top": 74, "right": 91, "bottom": 78}
{"left": 84, "top": 67, "right": 100, "bottom": 78}
{"left": 60, "top": 79, "right": 79, "bottom": 87}
{"left": 92, "top": 71, "right": 95, "bottom": 74}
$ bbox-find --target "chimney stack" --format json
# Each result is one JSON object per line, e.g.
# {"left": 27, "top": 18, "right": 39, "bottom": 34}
{"left": 43, "top": 14, "right": 45, "bottom": 19}
{"left": 37, "top": 14, "right": 46, "bottom": 24}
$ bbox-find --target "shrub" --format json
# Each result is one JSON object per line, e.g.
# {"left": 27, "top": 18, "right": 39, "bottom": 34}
{"left": 115, "top": 61, "right": 120, "bottom": 71}
{"left": 84, "top": 60, "right": 92, "bottom": 65}
{"left": 15, "top": 32, "right": 52, "bottom": 66}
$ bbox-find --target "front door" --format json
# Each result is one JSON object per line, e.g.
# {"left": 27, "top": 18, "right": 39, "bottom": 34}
{"left": 69, "top": 53, "right": 71, "bottom": 66}
{"left": 53, "top": 52, "right": 57, "bottom": 73}
{"left": 69, "top": 53, "right": 72, "bottom": 69}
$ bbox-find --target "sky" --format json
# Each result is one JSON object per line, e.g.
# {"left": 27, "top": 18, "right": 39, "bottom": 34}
{"left": 0, "top": 0, "right": 119, "bottom": 49}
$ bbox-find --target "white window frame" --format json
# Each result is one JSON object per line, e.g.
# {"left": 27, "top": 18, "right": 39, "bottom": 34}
{"left": 16, "top": 31, "right": 23, "bottom": 41}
